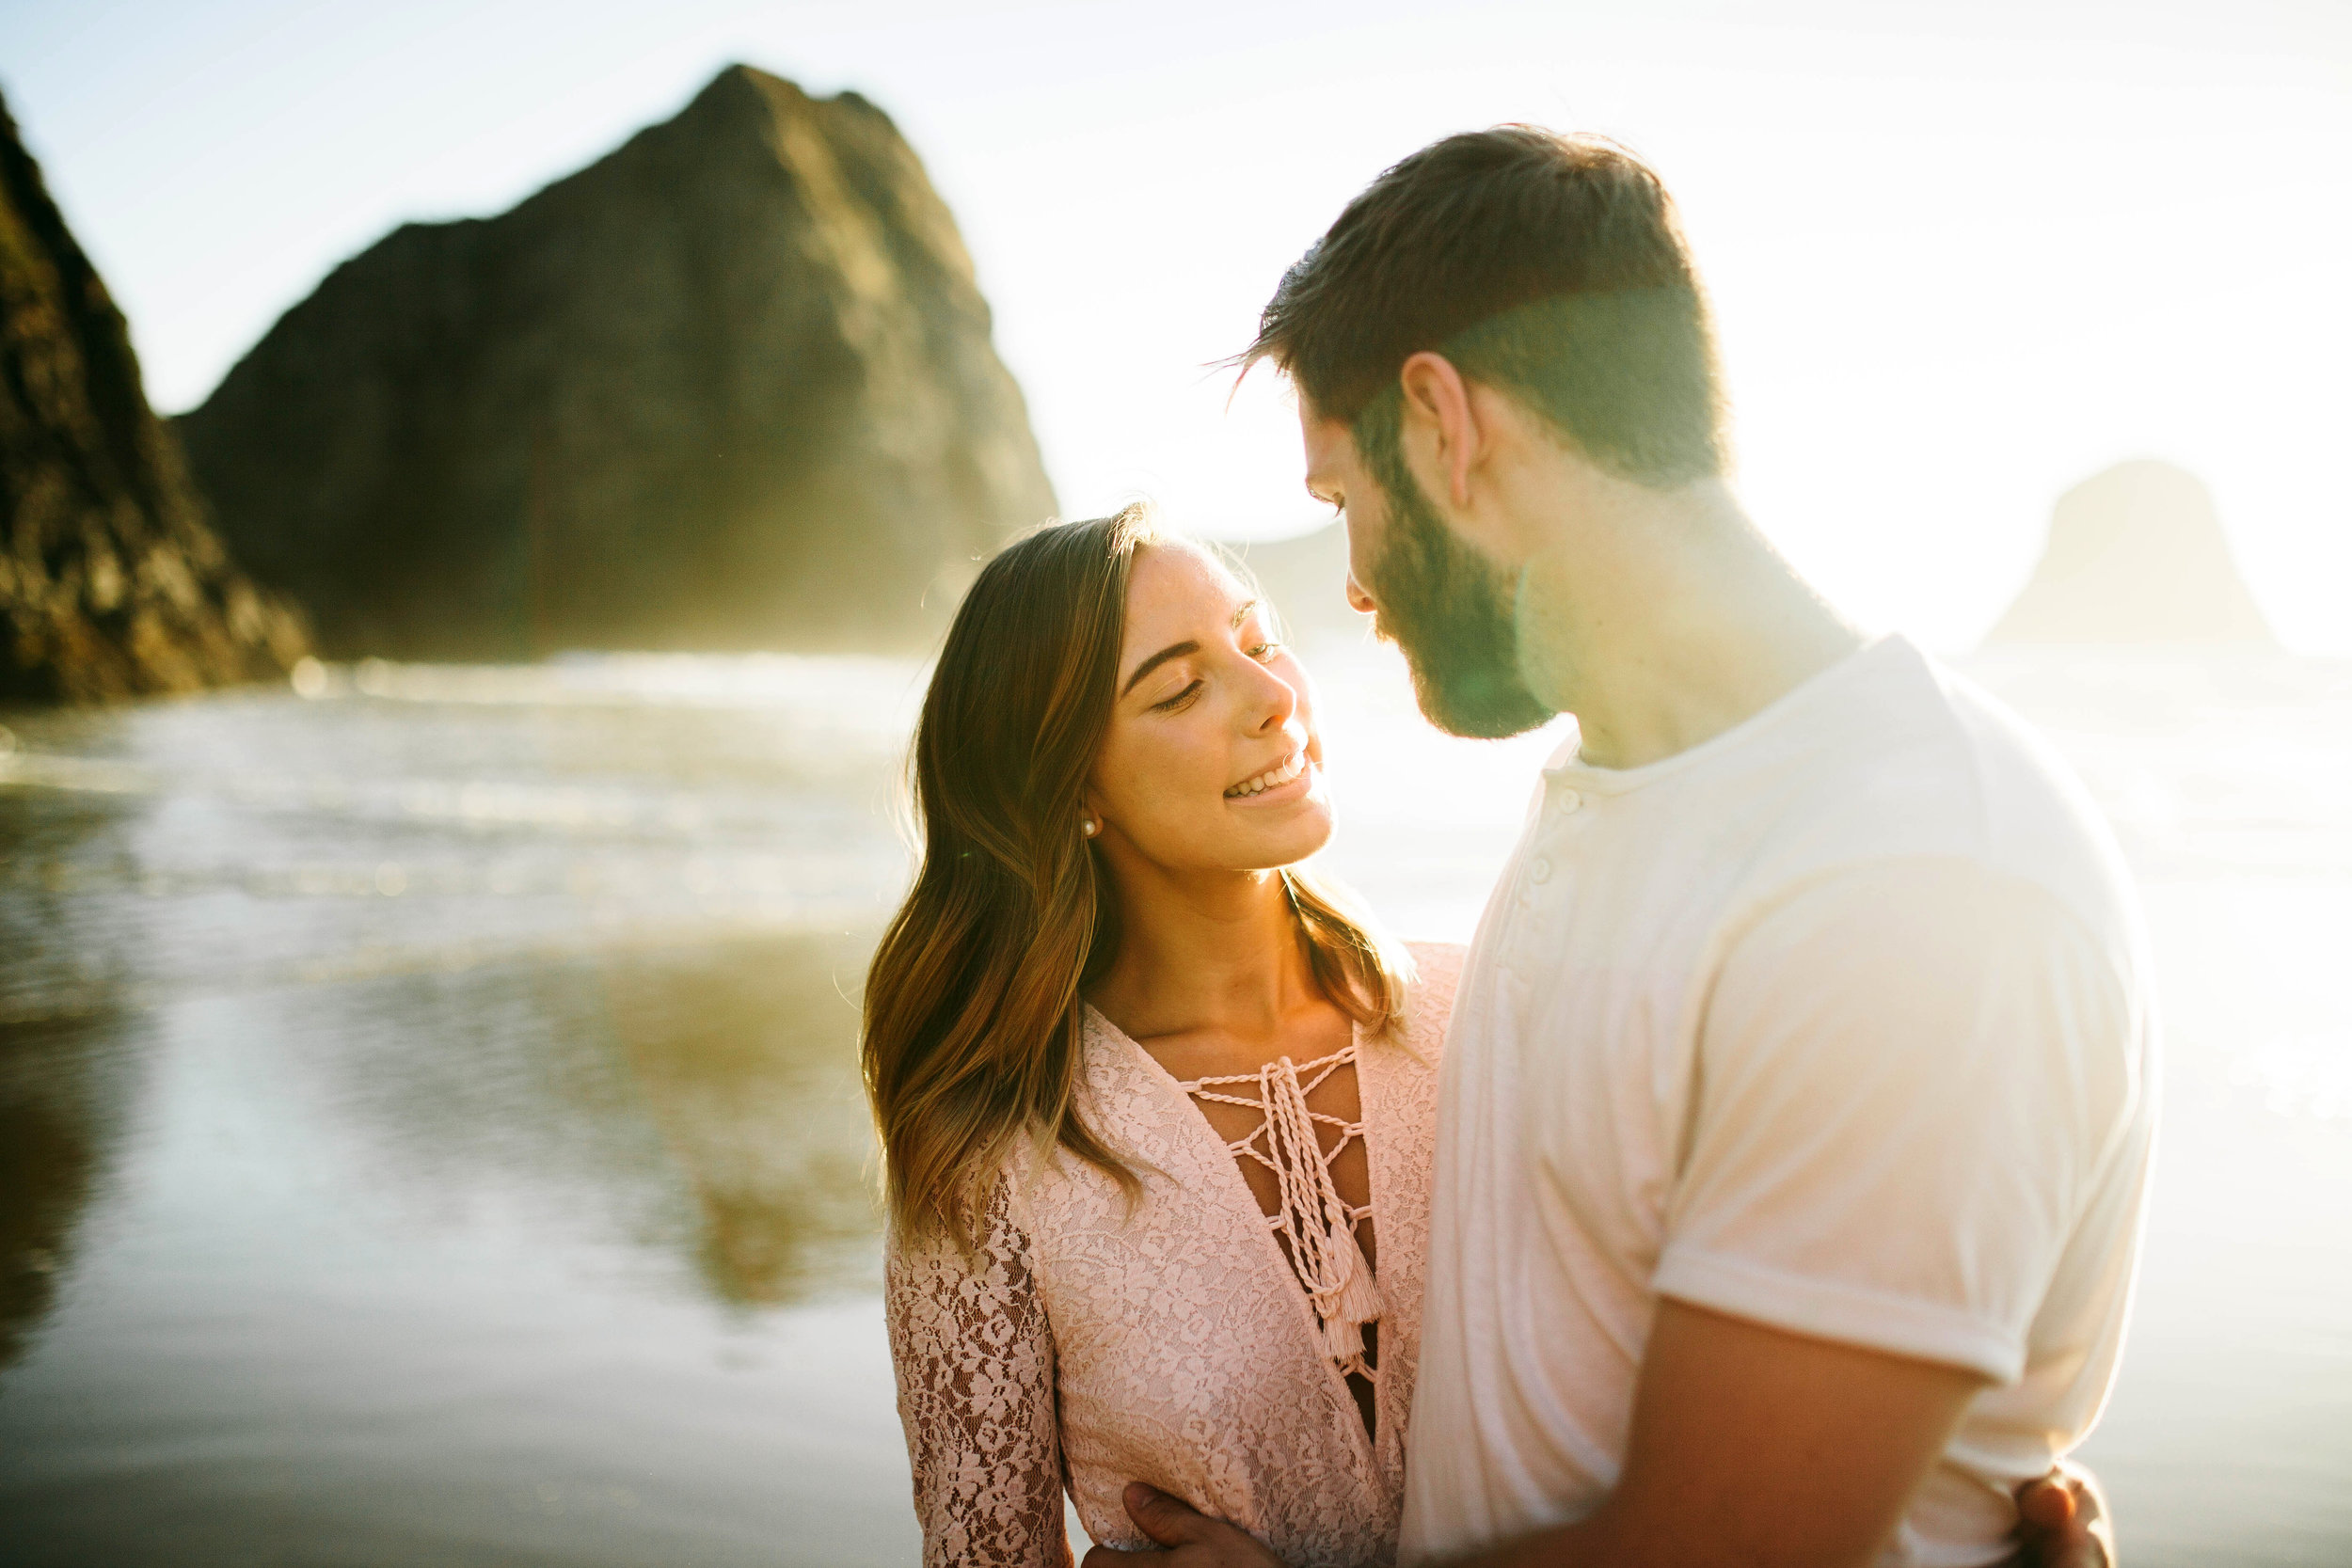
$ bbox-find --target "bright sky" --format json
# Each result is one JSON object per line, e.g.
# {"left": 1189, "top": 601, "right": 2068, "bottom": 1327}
{"left": 6, "top": 0, "right": 2347, "bottom": 650}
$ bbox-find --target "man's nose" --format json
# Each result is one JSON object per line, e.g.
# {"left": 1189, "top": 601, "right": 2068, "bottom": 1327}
{"left": 1345, "top": 573, "right": 1375, "bottom": 614}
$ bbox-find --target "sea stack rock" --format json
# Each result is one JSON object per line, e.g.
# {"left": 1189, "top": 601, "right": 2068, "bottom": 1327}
{"left": 176, "top": 65, "right": 1057, "bottom": 660}
{"left": 0, "top": 95, "right": 308, "bottom": 702}
{"left": 1986, "top": 461, "right": 2274, "bottom": 645}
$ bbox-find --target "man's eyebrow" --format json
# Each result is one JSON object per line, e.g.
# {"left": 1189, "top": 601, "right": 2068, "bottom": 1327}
{"left": 1120, "top": 640, "right": 1200, "bottom": 698}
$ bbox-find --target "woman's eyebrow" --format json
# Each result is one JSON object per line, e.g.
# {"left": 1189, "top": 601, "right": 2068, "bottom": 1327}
{"left": 1120, "top": 640, "right": 1200, "bottom": 697}
{"left": 1119, "top": 602, "right": 1261, "bottom": 697}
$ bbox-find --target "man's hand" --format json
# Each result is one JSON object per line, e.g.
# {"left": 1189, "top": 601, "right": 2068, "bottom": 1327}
{"left": 2014, "top": 1462, "right": 2114, "bottom": 1568}
{"left": 1076, "top": 1482, "right": 1290, "bottom": 1567}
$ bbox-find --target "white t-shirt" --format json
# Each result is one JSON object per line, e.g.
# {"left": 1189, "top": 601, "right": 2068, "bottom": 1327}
{"left": 1399, "top": 636, "right": 2159, "bottom": 1568}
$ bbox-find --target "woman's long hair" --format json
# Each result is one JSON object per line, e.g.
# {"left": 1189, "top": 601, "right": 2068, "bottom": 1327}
{"left": 863, "top": 505, "right": 1413, "bottom": 1252}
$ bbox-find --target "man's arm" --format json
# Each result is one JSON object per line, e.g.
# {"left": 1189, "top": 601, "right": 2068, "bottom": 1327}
{"left": 1428, "top": 1298, "right": 1980, "bottom": 1568}
{"left": 1092, "top": 1307, "right": 2109, "bottom": 1568}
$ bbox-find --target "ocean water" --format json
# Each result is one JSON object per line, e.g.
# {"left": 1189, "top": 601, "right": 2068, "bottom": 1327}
{"left": 0, "top": 641, "right": 2345, "bottom": 1566}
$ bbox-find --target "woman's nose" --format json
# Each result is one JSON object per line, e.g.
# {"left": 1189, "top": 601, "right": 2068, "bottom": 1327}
{"left": 1248, "top": 658, "right": 1299, "bottom": 734}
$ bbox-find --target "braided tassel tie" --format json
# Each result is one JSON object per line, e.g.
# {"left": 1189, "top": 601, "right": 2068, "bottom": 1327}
{"left": 1254, "top": 1053, "right": 1386, "bottom": 1378}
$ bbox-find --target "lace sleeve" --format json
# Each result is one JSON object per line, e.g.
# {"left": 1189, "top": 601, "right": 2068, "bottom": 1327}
{"left": 883, "top": 1181, "right": 1071, "bottom": 1568}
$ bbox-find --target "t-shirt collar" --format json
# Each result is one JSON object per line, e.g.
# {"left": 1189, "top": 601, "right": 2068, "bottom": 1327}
{"left": 1541, "top": 633, "right": 1915, "bottom": 793}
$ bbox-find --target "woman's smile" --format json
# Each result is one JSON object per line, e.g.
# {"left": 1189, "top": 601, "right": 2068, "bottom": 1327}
{"left": 1224, "top": 745, "right": 1313, "bottom": 801}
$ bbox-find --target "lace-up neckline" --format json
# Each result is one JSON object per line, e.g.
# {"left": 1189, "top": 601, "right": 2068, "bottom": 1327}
{"left": 1171, "top": 1042, "right": 1385, "bottom": 1376}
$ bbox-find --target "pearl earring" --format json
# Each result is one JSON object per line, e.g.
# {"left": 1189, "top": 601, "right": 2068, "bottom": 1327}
{"left": 1081, "top": 818, "right": 1099, "bottom": 838}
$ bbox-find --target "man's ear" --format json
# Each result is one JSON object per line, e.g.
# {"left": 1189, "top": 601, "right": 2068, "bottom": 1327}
{"left": 1396, "top": 352, "right": 1480, "bottom": 510}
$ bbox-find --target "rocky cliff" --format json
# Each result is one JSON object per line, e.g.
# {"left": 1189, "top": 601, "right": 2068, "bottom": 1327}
{"left": 176, "top": 65, "right": 1057, "bottom": 661}
{"left": 1987, "top": 461, "right": 2275, "bottom": 645}
{"left": 0, "top": 95, "right": 308, "bottom": 702}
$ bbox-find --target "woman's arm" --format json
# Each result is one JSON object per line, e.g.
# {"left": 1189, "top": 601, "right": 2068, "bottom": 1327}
{"left": 884, "top": 1181, "right": 1072, "bottom": 1568}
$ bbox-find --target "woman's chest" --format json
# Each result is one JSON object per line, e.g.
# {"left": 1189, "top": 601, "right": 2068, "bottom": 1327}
{"left": 1012, "top": 1035, "right": 1436, "bottom": 1430}
{"left": 1022, "top": 1029, "right": 1439, "bottom": 1564}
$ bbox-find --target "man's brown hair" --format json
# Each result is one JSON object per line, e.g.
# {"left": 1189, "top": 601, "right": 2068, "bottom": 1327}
{"left": 1246, "top": 127, "right": 1727, "bottom": 489}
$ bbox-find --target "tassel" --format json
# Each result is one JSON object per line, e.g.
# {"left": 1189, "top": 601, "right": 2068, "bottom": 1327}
{"left": 1313, "top": 1221, "right": 1385, "bottom": 1375}
{"left": 1333, "top": 1225, "right": 1385, "bottom": 1326}
{"left": 1322, "top": 1309, "right": 1368, "bottom": 1368}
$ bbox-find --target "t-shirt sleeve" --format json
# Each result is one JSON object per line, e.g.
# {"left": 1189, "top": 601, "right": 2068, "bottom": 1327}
{"left": 1651, "top": 858, "right": 2140, "bottom": 1385}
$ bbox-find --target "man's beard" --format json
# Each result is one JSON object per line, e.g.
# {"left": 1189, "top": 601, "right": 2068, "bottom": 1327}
{"left": 1359, "top": 461, "right": 1558, "bottom": 740}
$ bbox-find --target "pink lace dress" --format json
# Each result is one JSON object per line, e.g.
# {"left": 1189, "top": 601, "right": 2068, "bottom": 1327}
{"left": 884, "top": 942, "right": 1463, "bottom": 1568}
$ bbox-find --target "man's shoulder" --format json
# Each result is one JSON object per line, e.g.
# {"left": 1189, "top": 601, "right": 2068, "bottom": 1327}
{"left": 1754, "top": 639, "right": 2141, "bottom": 957}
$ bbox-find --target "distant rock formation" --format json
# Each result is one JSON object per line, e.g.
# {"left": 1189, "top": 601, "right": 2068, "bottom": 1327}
{"left": 1228, "top": 522, "right": 1368, "bottom": 645}
{"left": 1986, "top": 461, "right": 2274, "bottom": 646}
{"left": 0, "top": 94, "right": 308, "bottom": 702}
{"left": 176, "top": 65, "right": 1057, "bottom": 661}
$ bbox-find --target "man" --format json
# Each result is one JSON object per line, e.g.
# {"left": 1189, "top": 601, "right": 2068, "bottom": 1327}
{"left": 1094, "top": 130, "right": 2153, "bottom": 1566}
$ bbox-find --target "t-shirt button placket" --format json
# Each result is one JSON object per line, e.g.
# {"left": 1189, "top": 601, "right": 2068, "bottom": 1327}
{"left": 1517, "top": 855, "right": 1554, "bottom": 912}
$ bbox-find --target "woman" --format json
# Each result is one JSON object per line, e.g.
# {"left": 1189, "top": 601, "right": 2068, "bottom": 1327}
{"left": 867, "top": 503, "right": 1442, "bottom": 1567}
{"left": 865, "top": 510, "right": 2104, "bottom": 1568}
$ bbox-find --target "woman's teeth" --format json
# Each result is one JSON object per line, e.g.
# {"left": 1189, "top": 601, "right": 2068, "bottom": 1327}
{"left": 1226, "top": 751, "right": 1308, "bottom": 799}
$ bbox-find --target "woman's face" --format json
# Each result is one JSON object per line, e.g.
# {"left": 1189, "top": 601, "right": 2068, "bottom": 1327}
{"left": 1085, "top": 543, "right": 1333, "bottom": 876}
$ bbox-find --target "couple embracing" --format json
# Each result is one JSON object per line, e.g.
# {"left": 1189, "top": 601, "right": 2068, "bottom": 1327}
{"left": 863, "top": 129, "right": 2155, "bottom": 1568}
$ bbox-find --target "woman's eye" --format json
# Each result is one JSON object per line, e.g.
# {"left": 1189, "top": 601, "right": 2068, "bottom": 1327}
{"left": 1152, "top": 680, "right": 1202, "bottom": 712}
{"left": 1248, "top": 641, "right": 1282, "bottom": 662}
